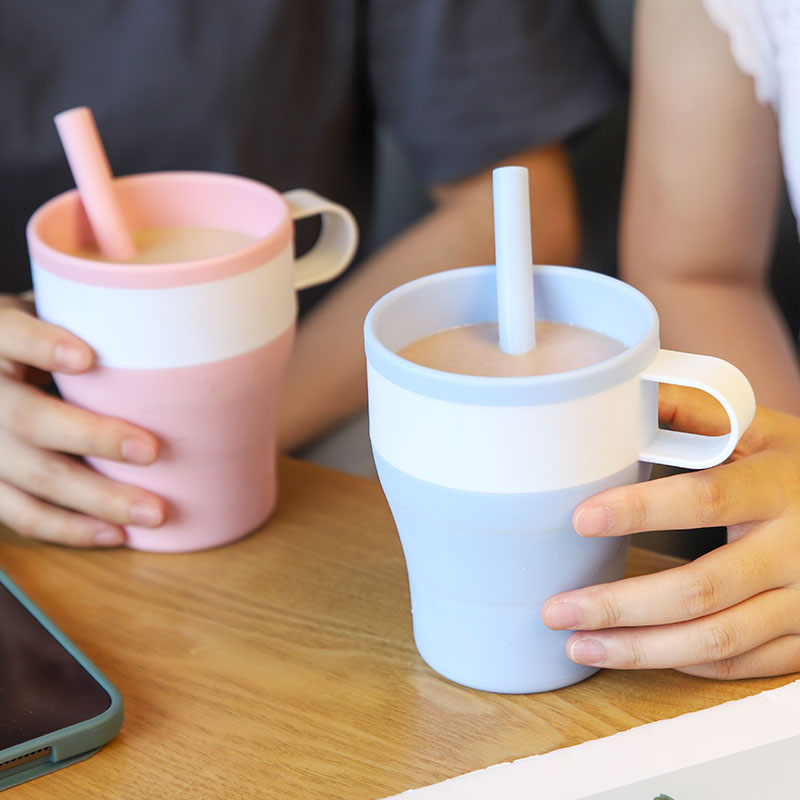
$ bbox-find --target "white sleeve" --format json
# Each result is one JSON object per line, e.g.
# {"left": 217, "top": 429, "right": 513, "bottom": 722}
{"left": 702, "top": 0, "right": 778, "bottom": 108}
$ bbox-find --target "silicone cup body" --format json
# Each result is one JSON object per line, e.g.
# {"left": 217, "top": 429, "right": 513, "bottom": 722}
{"left": 27, "top": 171, "right": 357, "bottom": 553}
{"left": 365, "top": 265, "right": 755, "bottom": 693}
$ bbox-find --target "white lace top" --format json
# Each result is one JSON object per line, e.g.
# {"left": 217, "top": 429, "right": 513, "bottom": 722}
{"left": 703, "top": 0, "right": 800, "bottom": 222}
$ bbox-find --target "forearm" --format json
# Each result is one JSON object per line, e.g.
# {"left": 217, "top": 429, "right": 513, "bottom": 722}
{"left": 278, "top": 144, "right": 580, "bottom": 451}
{"left": 619, "top": 0, "right": 794, "bottom": 412}
{"left": 278, "top": 203, "right": 490, "bottom": 452}
{"left": 635, "top": 275, "right": 800, "bottom": 414}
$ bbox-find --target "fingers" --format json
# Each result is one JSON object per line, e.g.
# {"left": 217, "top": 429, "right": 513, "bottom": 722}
{"left": 572, "top": 453, "right": 786, "bottom": 537}
{"left": 540, "top": 391, "right": 800, "bottom": 679}
{"left": 562, "top": 586, "right": 800, "bottom": 672}
{"left": 0, "top": 304, "right": 93, "bottom": 374}
{"left": 0, "top": 298, "right": 167, "bottom": 547}
{"left": 0, "top": 481, "right": 126, "bottom": 548}
{"left": 678, "top": 633, "right": 800, "bottom": 680}
{"left": 0, "top": 306, "right": 158, "bottom": 462}
{"left": 658, "top": 382, "right": 731, "bottom": 436}
{"left": 0, "top": 432, "right": 166, "bottom": 530}
{"left": 658, "top": 385, "right": 781, "bottom": 458}
{"left": 0, "top": 293, "right": 34, "bottom": 314}
{"left": 0, "top": 380, "right": 159, "bottom": 462}
{"left": 543, "top": 528, "right": 788, "bottom": 629}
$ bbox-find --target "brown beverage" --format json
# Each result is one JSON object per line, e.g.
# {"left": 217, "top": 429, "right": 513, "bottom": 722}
{"left": 398, "top": 321, "right": 625, "bottom": 377}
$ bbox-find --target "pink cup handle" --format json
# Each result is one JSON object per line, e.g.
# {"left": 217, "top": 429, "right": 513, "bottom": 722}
{"left": 282, "top": 189, "right": 359, "bottom": 290}
{"left": 638, "top": 349, "right": 756, "bottom": 469}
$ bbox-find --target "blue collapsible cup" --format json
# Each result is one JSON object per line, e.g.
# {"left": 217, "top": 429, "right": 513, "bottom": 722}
{"left": 365, "top": 265, "right": 755, "bottom": 693}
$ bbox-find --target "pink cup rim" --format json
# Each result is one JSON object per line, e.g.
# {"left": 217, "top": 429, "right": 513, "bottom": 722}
{"left": 27, "top": 171, "right": 294, "bottom": 289}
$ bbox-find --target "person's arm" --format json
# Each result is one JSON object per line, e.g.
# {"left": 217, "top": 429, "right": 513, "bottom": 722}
{"left": 278, "top": 142, "right": 579, "bottom": 451}
{"left": 620, "top": 0, "right": 800, "bottom": 414}
{"left": 541, "top": 0, "right": 800, "bottom": 680}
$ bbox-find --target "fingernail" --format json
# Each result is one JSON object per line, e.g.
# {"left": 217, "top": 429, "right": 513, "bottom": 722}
{"left": 543, "top": 601, "right": 582, "bottom": 629}
{"left": 129, "top": 500, "right": 164, "bottom": 527}
{"left": 569, "top": 638, "right": 606, "bottom": 666}
{"left": 574, "top": 505, "right": 613, "bottom": 536}
{"left": 93, "top": 526, "right": 125, "bottom": 547}
{"left": 121, "top": 437, "right": 157, "bottom": 465}
{"left": 54, "top": 343, "right": 91, "bottom": 372}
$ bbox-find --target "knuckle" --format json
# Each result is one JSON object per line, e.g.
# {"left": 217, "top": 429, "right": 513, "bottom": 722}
{"left": 702, "top": 622, "right": 741, "bottom": 663}
{"left": 596, "top": 589, "right": 626, "bottom": 627}
{"left": 75, "top": 475, "right": 134, "bottom": 524}
{"left": 21, "top": 455, "right": 70, "bottom": 502}
{"left": 694, "top": 472, "right": 729, "bottom": 524}
{"left": 626, "top": 632, "right": 650, "bottom": 669}
{"left": 51, "top": 518, "right": 96, "bottom": 548}
{"left": 680, "top": 570, "right": 720, "bottom": 618}
{"left": 5, "top": 390, "right": 42, "bottom": 441}
{"left": 11, "top": 502, "right": 94, "bottom": 547}
{"left": 13, "top": 506, "right": 42, "bottom": 540}
{"left": 625, "top": 492, "right": 649, "bottom": 532}
{"left": 707, "top": 656, "right": 739, "bottom": 681}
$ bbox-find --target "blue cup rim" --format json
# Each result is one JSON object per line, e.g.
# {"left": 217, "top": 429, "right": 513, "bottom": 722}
{"left": 364, "top": 265, "right": 661, "bottom": 405}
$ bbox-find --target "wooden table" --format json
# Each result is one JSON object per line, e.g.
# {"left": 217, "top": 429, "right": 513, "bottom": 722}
{"left": 0, "top": 457, "right": 795, "bottom": 799}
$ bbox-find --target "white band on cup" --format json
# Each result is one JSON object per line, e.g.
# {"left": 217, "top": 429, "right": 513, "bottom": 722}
{"left": 368, "top": 365, "right": 647, "bottom": 494}
{"left": 32, "top": 244, "right": 296, "bottom": 369}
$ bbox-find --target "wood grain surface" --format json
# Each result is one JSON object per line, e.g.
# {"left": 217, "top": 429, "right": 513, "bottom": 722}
{"left": 0, "top": 457, "right": 795, "bottom": 799}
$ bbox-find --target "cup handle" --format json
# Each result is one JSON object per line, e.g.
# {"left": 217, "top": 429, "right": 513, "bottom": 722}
{"left": 638, "top": 349, "right": 756, "bottom": 469}
{"left": 282, "top": 189, "right": 359, "bottom": 290}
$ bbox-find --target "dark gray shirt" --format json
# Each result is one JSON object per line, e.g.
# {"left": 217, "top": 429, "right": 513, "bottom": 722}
{"left": 0, "top": 0, "right": 622, "bottom": 298}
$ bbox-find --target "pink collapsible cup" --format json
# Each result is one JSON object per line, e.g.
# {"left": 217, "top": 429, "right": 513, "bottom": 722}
{"left": 27, "top": 172, "right": 358, "bottom": 552}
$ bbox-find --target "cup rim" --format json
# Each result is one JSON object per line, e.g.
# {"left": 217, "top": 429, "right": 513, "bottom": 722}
{"left": 364, "top": 265, "right": 661, "bottom": 405}
{"left": 26, "top": 171, "right": 293, "bottom": 289}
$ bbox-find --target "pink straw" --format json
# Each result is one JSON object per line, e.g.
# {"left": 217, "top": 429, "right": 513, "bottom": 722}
{"left": 54, "top": 106, "right": 137, "bottom": 261}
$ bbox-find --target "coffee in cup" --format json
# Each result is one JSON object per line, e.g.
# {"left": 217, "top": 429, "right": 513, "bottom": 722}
{"left": 70, "top": 225, "right": 258, "bottom": 263}
{"left": 398, "top": 320, "right": 625, "bottom": 377}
